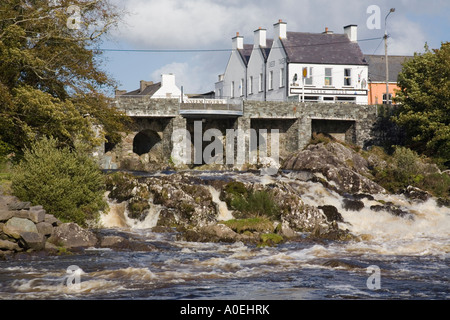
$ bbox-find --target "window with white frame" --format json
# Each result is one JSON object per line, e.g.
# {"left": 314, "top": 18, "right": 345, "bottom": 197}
{"left": 344, "top": 68, "right": 352, "bottom": 86}
{"left": 280, "top": 68, "right": 285, "bottom": 87}
{"left": 231, "top": 81, "right": 234, "bottom": 98}
{"left": 249, "top": 76, "right": 253, "bottom": 94}
{"left": 324, "top": 68, "right": 333, "bottom": 86}
{"left": 383, "top": 93, "right": 392, "bottom": 104}
{"left": 240, "top": 78, "right": 244, "bottom": 96}
{"left": 305, "top": 67, "right": 313, "bottom": 85}
{"left": 268, "top": 71, "right": 273, "bottom": 90}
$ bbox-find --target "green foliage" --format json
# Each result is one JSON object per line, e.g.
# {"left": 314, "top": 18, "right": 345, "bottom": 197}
{"left": 11, "top": 137, "right": 107, "bottom": 227}
{"left": 105, "top": 171, "right": 136, "bottom": 202}
{"left": 309, "top": 133, "right": 334, "bottom": 146}
{"left": 222, "top": 218, "right": 274, "bottom": 234}
{"left": 230, "top": 189, "right": 281, "bottom": 220}
{"left": 258, "top": 233, "right": 284, "bottom": 247}
{"left": 391, "top": 147, "right": 423, "bottom": 185}
{"left": 393, "top": 42, "right": 450, "bottom": 162}
{"left": 0, "top": 0, "right": 130, "bottom": 156}
{"left": 369, "top": 145, "right": 449, "bottom": 199}
{"left": 224, "top": 181, "right": 248, "bottom": 197}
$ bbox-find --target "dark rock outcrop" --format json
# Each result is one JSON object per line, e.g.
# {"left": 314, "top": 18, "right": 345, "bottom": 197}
{"left": 282, "top": 142, "right": 385, "bottom": 195}
{"left": 47, "top": 223, "right": 98, "bottom": 249}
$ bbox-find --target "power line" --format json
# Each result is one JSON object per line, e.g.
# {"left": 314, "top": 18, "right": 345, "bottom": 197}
{"left": 96, "top": 36, "right": 384, "bottom": 54}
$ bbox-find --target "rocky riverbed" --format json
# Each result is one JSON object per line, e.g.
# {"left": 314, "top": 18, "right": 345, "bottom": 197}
{"left": 2, "top": 140, "right": 448, "bottom": 259}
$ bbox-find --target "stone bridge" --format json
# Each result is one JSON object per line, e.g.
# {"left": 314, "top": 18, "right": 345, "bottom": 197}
{"left": 99, "top": 97, "right": 378, "bottom": 171}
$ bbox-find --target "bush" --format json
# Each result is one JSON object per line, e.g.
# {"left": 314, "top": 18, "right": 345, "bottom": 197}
{"left": 369, "top": 145, "right": 449, "bottom": 199}
{"left": 391, "top": 146, "right": 424, "bottom": 185}
{"left": 11, "top": 137, "right": 107, "bottom": 227}
{"left": 230, "top": 189, "right": 281, "bottom": 220}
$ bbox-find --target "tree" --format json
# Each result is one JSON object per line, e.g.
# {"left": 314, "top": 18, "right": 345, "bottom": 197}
{"left": 11, "top": 137, "right": 107, "bottom": 227}
{"left": 393, "top": 42, "right": 450, "bottom": 165}
{"left": 0, "top": 0, "right": 129, "bottom": 157}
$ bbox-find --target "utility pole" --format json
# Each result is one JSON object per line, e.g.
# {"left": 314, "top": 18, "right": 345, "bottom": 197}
{"left": 384, "top": 8, "right": 395, "bottom": 104}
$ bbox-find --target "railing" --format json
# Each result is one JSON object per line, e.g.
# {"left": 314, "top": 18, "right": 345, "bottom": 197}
{"left": 179, "top": 98, "right": 243, "bottom": 115}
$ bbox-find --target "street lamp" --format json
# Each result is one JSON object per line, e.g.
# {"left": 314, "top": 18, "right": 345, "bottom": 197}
{"left": 384, "top": 8, "right": 395, "bottom": 104}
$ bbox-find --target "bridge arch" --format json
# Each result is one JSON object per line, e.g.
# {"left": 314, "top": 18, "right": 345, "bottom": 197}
{"left": 133, "top": 129, "right": 162, "bottom": 156}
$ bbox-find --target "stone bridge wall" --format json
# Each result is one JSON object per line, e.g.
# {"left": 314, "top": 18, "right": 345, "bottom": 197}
{"left": 99, "top": 99, "right": 378, "bottom": 170}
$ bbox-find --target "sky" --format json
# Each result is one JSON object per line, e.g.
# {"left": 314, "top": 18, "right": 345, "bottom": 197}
{"left": 97, "top": 0, "right": 450, "bottom": 96}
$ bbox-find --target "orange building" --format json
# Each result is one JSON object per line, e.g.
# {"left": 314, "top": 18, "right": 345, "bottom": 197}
{"left": 365, "top": 55, "right": 412, "bottom": 105}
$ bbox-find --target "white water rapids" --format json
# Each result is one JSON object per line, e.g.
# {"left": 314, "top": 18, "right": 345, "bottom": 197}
{"left": 2, "top": 171, "right": 447, "bottom": 300}
{"left": 100, "top": 171, "right": 450, "bottom": 257}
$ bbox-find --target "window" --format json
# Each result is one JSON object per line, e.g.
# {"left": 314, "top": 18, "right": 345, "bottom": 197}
{"left": 280, "top": 68, "right": 285, "bottom": 87}
{"left": 259, "top": 73, "right": 263, "bottom": 92}
{"left": 249, "top": 76, "right": 253, "bottom": 95}
{"left": 240, "top": 79, "right": 244, "bottom": 96}
{"left": 231, "top": 81, "right": 234, "bottom": 98}
{"left": 268, "top": 71, "right": 273, "bottom": 90}
{"left": 383, "top": 93, "right": 392, "bottom": 105}
{"left": 305, "top": 67, "right": 313, "bottom": 85}
{"left": 324, "top": 68, "right": 333, "bottom": 86}
{"left": 344, "top": 68, "right": 352, "bottom": 86}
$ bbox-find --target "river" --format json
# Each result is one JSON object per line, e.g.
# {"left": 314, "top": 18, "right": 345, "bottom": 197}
{"left": 0, "top": 171, "right": 448, "bottom": 301}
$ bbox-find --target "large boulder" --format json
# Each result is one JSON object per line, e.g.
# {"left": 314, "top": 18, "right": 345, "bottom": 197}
{"left": 48, "top": 223, "right": 98, "bottom": 248}
{"left": 19, "top": 232, "right": 45, "bottom": 251}
{"left": 0, "top": 239, "right": 21, "bottom": 251}
{"left": 283, "top": 142, "right": 385, "bottom": 194}
{"left": 3, "top": 217, "right": 38, "bottom": 239}
{"left": 0, "top": 210, "right": 13, "bottom": 222}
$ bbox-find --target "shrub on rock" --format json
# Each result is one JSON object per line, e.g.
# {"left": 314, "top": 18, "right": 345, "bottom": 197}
{"left": 11, "top": 137, "right": 107, "bottom": 227}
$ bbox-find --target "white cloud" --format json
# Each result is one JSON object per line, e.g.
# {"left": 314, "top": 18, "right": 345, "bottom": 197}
{"left": 108, "top": 0, "right": 446, "bottom": 92}
{"left": 389, "top": 17, "right": 427, "bottom": 55}
{"left": 150, "top": 53, "right": 228, "bottom": 93}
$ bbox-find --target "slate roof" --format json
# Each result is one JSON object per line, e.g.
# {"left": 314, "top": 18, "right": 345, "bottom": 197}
{"left": 122, "top": 82, "right": 162, "bottom": 96}
{"left": 260, "top": 39, "right": 274, "bottom": 61}
{"left": 365, "top": 54, "right": 413, "bottom": 82}
{"left": 281, "top": 32, "right": 367, "bottom": 65}
{"left": 238, "top": 44, "right": 254, "bottom": 66}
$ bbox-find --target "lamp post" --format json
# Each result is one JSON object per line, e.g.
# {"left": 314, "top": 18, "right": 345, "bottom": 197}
{"left": 384, "top": 8, "right": 395, "bottom": 104}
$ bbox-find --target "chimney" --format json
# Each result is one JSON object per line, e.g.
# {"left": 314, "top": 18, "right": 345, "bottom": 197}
{"left": 232, "top": 32, "right": 244, "bottom": 50}
{"left": 344, "top": 24, "right": 358, "bottom": 42}
{"left": 322, "top": 27, "right": 333, "bottom": 34}
{"left": 115, "top": 89, "right": 127, "bottom": 97}
{"left": 274, "top": 19, "right": 287, "bottom": 39}
{"left": 161, "top": 74, "right": 176, "bottom": 87}
{"left": 140, "top": 80, "right": 153, "bottom": 92}
{"left": 254, "top": 27, "right": 267, "bottom": 47}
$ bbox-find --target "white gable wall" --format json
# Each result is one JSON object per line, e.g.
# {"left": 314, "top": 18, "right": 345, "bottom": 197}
{"left": 247, "top": 47, "right": 267, "bottom": 101}
{"left": 152, "top": 74, "right": 185, "bottom": 99}
{"left": 222, "top": 48, "right": 248, "bottom": 100}
{"left": 265, "top": 37, "right": 288, "bottom": 102}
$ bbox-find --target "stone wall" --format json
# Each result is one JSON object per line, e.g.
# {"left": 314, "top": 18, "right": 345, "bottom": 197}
{"left": 113, "top": 97, "right": 179, "bottom": 117}
{"left": 102, "top": 99, "right": 378, "bottom": 170}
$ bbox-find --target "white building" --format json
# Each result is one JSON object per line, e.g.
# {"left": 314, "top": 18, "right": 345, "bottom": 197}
{"left": 117, "top": 73, "right": 186, "bottom": 99}
{"left": 215, "top": 21, "right": 369, "bottom": 104}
